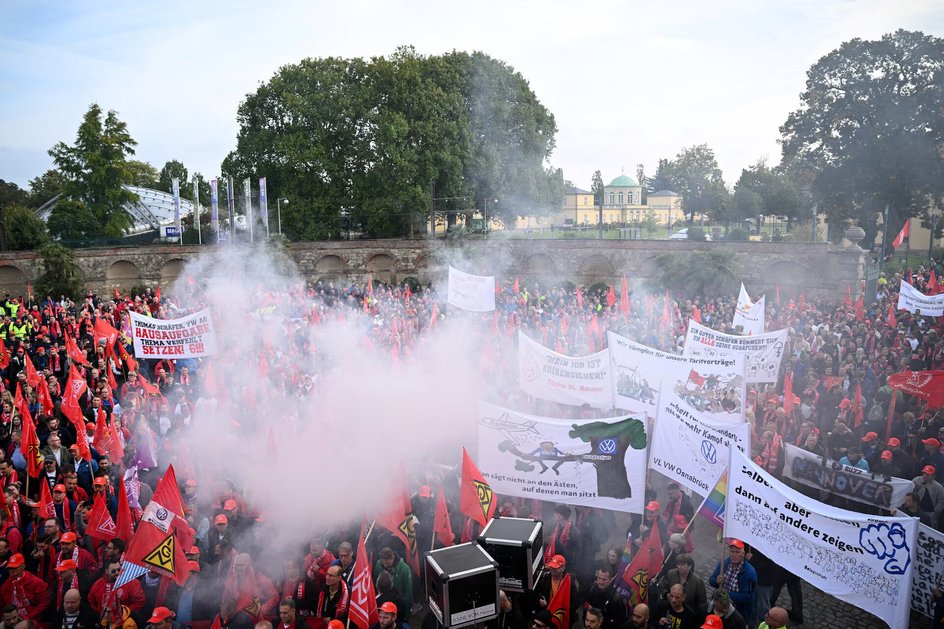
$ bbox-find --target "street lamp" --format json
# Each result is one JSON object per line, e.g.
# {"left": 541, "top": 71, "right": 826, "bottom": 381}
{"left": 483, "top": 197, "right": 497, "bottom": 240}
{"left": 277, "top": 198, "right": 288, "bottom": 236}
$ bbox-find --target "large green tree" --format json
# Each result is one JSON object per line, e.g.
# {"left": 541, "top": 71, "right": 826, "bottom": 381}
{"left": 733, "top": 161, "right": 803, "bottom": 225}
{"left": 780, "top": 30, "right": 944, "bottom": 245}
{"left": 223, "top": 48, "right": 559, "bottom": 239}
{"left": 47, "top": 104, "right": 138, "bottom": 239}
{"left": 27, "top": 170, "right": 65, "bottom": 207}
{"left": 657, "top": 145, "right": 729, "bottom": 223}
{"left": 590, "top": 171, "right": 605, "bottom": 207}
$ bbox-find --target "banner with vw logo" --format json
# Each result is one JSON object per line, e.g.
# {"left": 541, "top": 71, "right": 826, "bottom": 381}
{"left": 648, "top": 393, "right": 750, "bottom": 495}
{"left": 477, "top": 401, "right": 649, "bottom": 513}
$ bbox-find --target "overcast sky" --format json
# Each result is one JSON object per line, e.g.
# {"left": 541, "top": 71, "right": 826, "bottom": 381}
{"left": 1, "top": 0, "right": 942, "bottom": 192}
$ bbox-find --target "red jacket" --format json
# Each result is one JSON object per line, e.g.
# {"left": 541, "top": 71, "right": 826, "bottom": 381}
{"left": 0, "top": 571, "right": 52, "bottom": 621}
{"left": 88, "top": 577, "right": 146, "bottom": 615}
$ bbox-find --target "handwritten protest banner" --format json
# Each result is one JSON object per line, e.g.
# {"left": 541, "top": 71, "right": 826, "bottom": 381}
{"left": 447, "top": 266, "right": 496, "bottom": 312}
{"left": 519, "top": 332, "right": 612, "bottom": 408}
{"left": 129, "top": 309, "right": 217, "bottom": 358}
{"left": 683, "top": 319, "right": 788, "bottom": 384}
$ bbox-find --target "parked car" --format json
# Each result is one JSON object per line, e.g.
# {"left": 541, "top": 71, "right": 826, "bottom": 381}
{"left": 669, "top": 228, "right": 711, "bottom": 241}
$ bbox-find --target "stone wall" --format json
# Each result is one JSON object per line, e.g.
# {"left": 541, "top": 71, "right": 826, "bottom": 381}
{"left": 0, "top": 239, "right": 864, "bottom": 300}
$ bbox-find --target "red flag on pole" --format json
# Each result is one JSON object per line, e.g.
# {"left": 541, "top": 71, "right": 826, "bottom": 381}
{"left": 115, "top": 479, "right": 134, "bottom": 543}
{"left": 892, "top": 218, "right": 910, "bottom": 250}
{"left": 137, "top": 374, "right": 160, "bottom": 396}
{"left": 606, "top": 286, "right": 616, "bottom": 307}
{"left": 38, "top": 477, "right": 55, "bottom": 520}
{"left": 887, "top": 371, "right": 944, "bottom": 409}
{"left": 854, "top": 295, "right": 865, "bottom": 321}
{"left": 576, "top": 289, "right": 584, "bottom": 310}
{"left": 844, "top": 286, "right": 852, "bottom": 306}
{"left": 65, "top": 333, "right": 91, "bottom": 367}
{"left": 376, "top": 468, "right": 420, "bottom": 575}
{"left": 930, "top": 270, "right": 939, "bottom": 294}
{"left": 433, "top": 481, "right": 455, "bottom": 547}
{"left": 86, "top": 496, "right": 118, "bottom": 541}
{"left": 120, "top": 465, "right": 193, "bottom": 584}
{"left": 547, "top": 573, "right": 572, "bottom": 629}
{"left": 513, "top": 277, "right": 519, "bottom": 295}
{"left": 23, "top": 354, "right": 40, "bottom": 389}
{"left": 692, "top": 305, "right": 702, "bottom": 324}
{"left": 348, "top": 523, "right": 379, "bottom": 629}
{"left": 460, "top": 448, "right": 496, "bottom": 527}
{"left": 619, "top": 276, "right": 630, "bottom": 315}
{"left": 0, "top": 338, "right": 8, "bottom": 370}
{"left": 887, "top": 303, "right": 897, "bottom": 329}
{"left": 853, "top": 383, "right": 864, "bottom": 427}
{"left": 782, "top": 371, "right": 795, "bottom": 416}
{"left": 36, "top": 377, "right": 53, "bottom": 416}
{"left": 94, "top": 318, "right": 120, "bottom": 350}
{"left": 17, "top": 385, "right": 42, "bottom": 477}
{"left": 621, "top": 523, "right": 664, "bottom": 606}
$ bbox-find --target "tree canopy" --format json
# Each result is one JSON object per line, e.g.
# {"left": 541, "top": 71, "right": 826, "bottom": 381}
{"left": 780, "top": 29, "right": 944, "bottom": 245}
{"left": 223, "top": 47, "right": 561, "bottom": 239}
{"left": 651, "top": 145, "right": 728, "bottom": 223}
{"left": 48, "top": 104, "right": 139, "bottom": 240}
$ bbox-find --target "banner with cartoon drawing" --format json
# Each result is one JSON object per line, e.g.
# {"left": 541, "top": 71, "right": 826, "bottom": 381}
{"left": 477, "top": 401, "right": 648, "bottom": 513}
{"left": 726, "top": 447, "right": 917, "bottom": 629}
{"left": 649, "top": 400, "right": 749, "bottom": 494}
{"left": 607, "top": 332, "right": 745, "bottom": 422}
{"left": 683, "top": 320, "right": 788, "bottom": 384}
{"left": 518, "top": 332, "right": 612, "bottom": 409}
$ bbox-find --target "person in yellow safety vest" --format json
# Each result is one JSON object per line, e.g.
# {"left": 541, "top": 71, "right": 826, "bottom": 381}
{"left": 9, "top": 319, "right": 28, "bottom": 342}
{"left": 0, "top": 317, "right": 9, "bottom": 342}
{"left": 5, "top": 299, "right": 18, "bottom": 319}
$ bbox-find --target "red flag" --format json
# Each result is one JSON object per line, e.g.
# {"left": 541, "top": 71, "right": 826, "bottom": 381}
{"left": 94, "top": 318, "right": 120, "bottom": 350}
{"left": 546, "top": 573, "right": 572, "bottom": 629}
{"left": 154, "top": 287, "right": 161, "bottom": 301}
{"left": 94, "top": 408, "right": 110, "bottom": 457}
{"left": 513, "top": 277, "right": 519, "bottom": 295}
{"left": 799, "top": 291, "right": 805, "bottom": 310}
{"left": 376, "top": 468, "right": 420, "bottom": 575}
{"left": 116, "top": 342, "right": 138, "bottom": 373}
{"left": 621, "top": 522, "right": 664, "bottom": 605}
{"left": 854, "top": 295, "right": 865, "bottom": 321}
{"left": 782, "top": 372, "right": 795, "bottom": 416}
{"left": 430, "top": 303, "right": 439, "bottom": 327}
{"left": 887, "top": 303, "right": 897, "bottom": 329}
{"left": 887, "top": 371, "right": 944, "bottom": 409}
{"left": 892, "top": 218, "right": 910, "bottom": 250}
{"left": 606, "top": 285, "right": 616, "bottom": 307}
{"left": 367, "top": 276, "right": 374, "bottom": 297}
{"left": 404, "top": 284, "right": 412, "bottom": 300}
{"left": 348, "top": 523, "right": 379, "bottom": 629}
{"left": 576, "top": 288, "right": 584, "bottom": 310}
{"left": 930, "top": 270, "right": 939, "bottom": 294}
{"left": 619, "top": 276, "right": 630, "bottom": 315}
{"left": 17, "top": 385, "right": 42, "bottom": 477}
{"left": 65, "top": 333, "right": 91, "bottom": 367}
{"left": 844, "top": 285, "right": 852, "bottom": 306}
{"left": 692, "top": 305, "right": 702, "bottom": 324}
{"left": 115, "top": 476, "right": 134, "bottom": 542}
{"left": 114, "top": 288, "right": 121, "bottom": 299}
{"left": 23, "top": 354, "right": 40, "bottom": 389}
{"left": 36, "top": 377, "right": 53, "bottom": 416}
{"left": 885, "top": 390, "right": 898, "bottom": 440}
{"left": 853, "top": 383, "right": 864, "bottom": 427}
{"left": 38, "top": 477, "right": 55, "bottom": 520}
{"left": 433, "top": 481, "right": 455, "bottom": 547}
{"left": 121, "top": 465, "right": 193, "bottom": 584}
{"left": 0, "top": 338, "right": 8, "bottom": 370}
{"left": 460, "top": 448, "right": 495, "bottom": 527}
{"left": 137, "top": 374, "right": 160, "bottom": 396}
{"left": 109, "top": 418, "right": 124, "bottom": 463}
{"left": 86, "top": 496, "right": 118, "bottom": 541}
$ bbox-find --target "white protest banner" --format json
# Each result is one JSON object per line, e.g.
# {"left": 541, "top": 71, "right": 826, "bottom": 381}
{"left": 608, "top": 331, "right": 745, "bottom": 422}
{"left": 683, "top": 319, "right": 788, "bottom": 384}
{"left": 732, "top": 283, "right": 765, "bottom": 335}
{"left": 129, "top": 308, "right": 217, "bottom": 358}
{"left": 913, "top": 524, "right": 944, "bottom": 617}
{"left": 447, "top": 266, "right": 496, "bottom": 312}
{"left": 726, "top": 446, "right": 917, "bottom": 629}
{"left": 649, "top": 399, "right": 750, "bottom": 494}
{"left": 898, "top": 279, "right": 944, "bottom": 316}
{"left": 519, "top": 331, "right": 612, "bottom": 408}
{"left": 478, "top": 401, "right": 648, "bottom": 513}
{"left": 782, "top": 443, "right": 913, "bottom": 510}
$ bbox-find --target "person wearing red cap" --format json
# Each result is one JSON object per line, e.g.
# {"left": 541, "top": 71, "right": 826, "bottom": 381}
{"left": 912, "top": 465, "right": 944, "bottom": 528}
{"left": 529, "top": 554, "right": 578, "bottom": 621}
{"left": 708, "top": 540, "right": 756, "bottom": 623}
{"left": 370, "top": 601, "right": 405, "bottom": 629}
{"left": 148, "top": 606, "right": 176, "bottom": 629}
{"left": 885, "top": 437, "right": 915, "bottom": 479}
{"left": 0, "top": 553, "right": 52, "bottom": 622}
{"left": 57, "top": 531, "right": 96, "bottom": 582}
{"left": 634, "top": 500, "right": 668, "bottom": 552}
{"left": 50, "top": 484, "right": 76, "bottom": 533}
{"left": 921, "top": 437, "right": 944, "bottom": 483}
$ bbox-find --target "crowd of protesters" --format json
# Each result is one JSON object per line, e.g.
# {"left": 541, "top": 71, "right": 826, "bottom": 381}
{"left": 0, "top": 261, "right": 939, "bottom": 629}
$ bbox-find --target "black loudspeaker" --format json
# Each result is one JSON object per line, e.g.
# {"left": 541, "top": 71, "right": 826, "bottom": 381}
{"left": 425, "top": 542, "right": 499, "bottom": 628}
{"left": 476, "top": 516, "right": 544, "bottom": 593}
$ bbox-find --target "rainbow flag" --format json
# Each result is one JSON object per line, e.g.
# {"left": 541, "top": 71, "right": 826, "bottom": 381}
{"left": 699, "top": 470, "right": 727, "bottom": 529}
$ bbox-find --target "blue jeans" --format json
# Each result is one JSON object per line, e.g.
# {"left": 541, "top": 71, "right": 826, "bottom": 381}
{"left": 754, "top": 585, "right": 772, "bottom": 627}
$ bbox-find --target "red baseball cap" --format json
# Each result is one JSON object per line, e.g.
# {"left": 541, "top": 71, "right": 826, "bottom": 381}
{"left": 214, "top": 514, "right": 228, "bottom": 525}
{"left": 7, "top": 554, "right": 24, "bottom": 568}
{"left": 861, "top": 432, "right": 878, "bottom": 443}
{"left": 701, "top": 615, "right": 724, "bottom": 629}
{"left": 189, "top": 546, "right": 200, "bottom": 555}
{"left": 379, "top": 602, "right": 398, "bottom": 615}
{"left": 545, "top": 554, "right": 566, "bottom": 569}
{"left": 222, "top": 499, "right": 237, "bottom": 511}
{"left": 327, "top": 622, "right": 345, "bottom": 629}
{"left": 728, "top": 539, "right": 745, "bottom": 549}
{"left": 923, "top": 438, "right": 942, "bottom": 448}
{"left": 93, "top": 477, "right": 108, "bottom": 487}
{"left": 53, "top": 484, "right": 66, "bottom": 493}
{"left": 924, "top": 465, "right": 937, "bottom": 476}
{"left": 61, "top": 532, "right": 77, "bottom": 543}
{"left": 418, "top": 485, "right": 432, "bottom": 498}
{"left": 887, "top": 437, "right": 901, "bottom": 447}
{"left": 187, "top": 560, "right": 201, "bottom": 573}
{"left": 645, "top": 501, "right": 661, "bottom": 512}
{"left": 148, "top": 607, "right": 176, "bottom": 624}
{"left": 85, "top": 422, "right": 95, "bottom": 432}
{"left": 55, "top": 559, "right": 77, "bottom": 572}
{"left": 185, "top": 479, "right": 197, "bottom": 487}
{"left": 881, "top": 450, "right": 893, "bottom": 461}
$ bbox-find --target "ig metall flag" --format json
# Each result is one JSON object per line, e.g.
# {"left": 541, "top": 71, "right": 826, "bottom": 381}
{"left": 259, "top": 177, "right": 269, "bottom": 237}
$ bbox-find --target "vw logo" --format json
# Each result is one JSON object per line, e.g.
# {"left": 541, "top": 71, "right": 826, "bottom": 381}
{"left": 599, "top": 439, "right": 617, "bottom": 454}
{"left": 701, "top": 440, "right": 718, "bottom": 464}
{"left": 156, "top": 508, "right": 169, "bottom": 521}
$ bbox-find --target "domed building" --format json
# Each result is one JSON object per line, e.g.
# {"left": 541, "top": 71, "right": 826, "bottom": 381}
{"left": 604, "top": 174, "right": 643, "bottom": 209}
{"left": 558, "top": 174, "right": 684, "bottom": 229}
